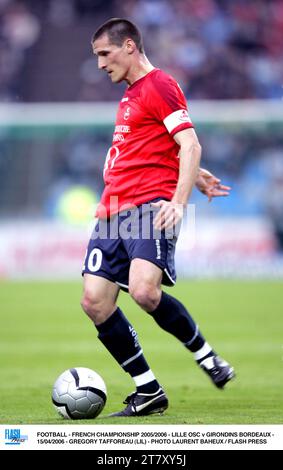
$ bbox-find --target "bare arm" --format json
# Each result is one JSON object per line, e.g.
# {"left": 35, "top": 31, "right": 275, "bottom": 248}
{"left": 153, "top": 128, "right": 201, "bottom": 230}
{"left": 172, "top": 128, "right": 202, "bottom": 205}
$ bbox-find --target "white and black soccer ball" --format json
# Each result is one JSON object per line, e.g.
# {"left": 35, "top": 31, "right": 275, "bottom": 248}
{"left": 52, "top": 367, "right": 107, "bottom": 420}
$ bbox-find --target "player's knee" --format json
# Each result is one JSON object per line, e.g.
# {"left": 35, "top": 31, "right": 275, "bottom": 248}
{"left": 130, "top": 283, "right": 160, "bottom": 312}
{"left": 80, "top": 293, "right": 99, "bottom": 320}
{"left": 80, "top": 293, "right": 109, "bottom": 324}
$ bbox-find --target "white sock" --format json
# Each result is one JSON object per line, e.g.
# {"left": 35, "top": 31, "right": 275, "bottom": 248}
{"left": 193, "top": 342, "right": 213, "bottom": 361}
{"left": 133, "top": 369, "right": 156, "bottom": 387}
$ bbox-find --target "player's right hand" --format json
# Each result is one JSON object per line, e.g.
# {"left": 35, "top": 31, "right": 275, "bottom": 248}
{"left": 195, "top": 168, "right": 231, "bottom": 202}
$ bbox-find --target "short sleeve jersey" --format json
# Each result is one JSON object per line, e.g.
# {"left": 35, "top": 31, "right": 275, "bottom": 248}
{"left": 96, "top": 68, "right": 193, "bottom": 218}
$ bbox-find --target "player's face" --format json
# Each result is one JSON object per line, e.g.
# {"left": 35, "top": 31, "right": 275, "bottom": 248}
{"left": 93, "top": 34, "right": 131, "bottom": 83}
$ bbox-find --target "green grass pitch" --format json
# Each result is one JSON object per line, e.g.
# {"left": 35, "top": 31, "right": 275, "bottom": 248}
{"left": 0, "top": 280, "right": 282, "bottom": 424}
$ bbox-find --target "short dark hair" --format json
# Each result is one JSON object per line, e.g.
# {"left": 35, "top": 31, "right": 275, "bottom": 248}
{"left": 92, "top": 18, "right": 144, "bottom": 53}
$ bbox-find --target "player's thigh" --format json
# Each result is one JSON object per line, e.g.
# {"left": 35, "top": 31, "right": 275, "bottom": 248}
{"left": 129, "top": 258, "right": 162, "bottom": 287}
{"left": 81, "top": 274, "right": 120, "bottom": 321}
{"left": 129, "top": 258, "right": 162, "bottom": 310}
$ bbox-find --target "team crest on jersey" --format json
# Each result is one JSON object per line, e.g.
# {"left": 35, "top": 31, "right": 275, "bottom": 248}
{"left": 124, "top": 107, "right": 131, "bottom": 120}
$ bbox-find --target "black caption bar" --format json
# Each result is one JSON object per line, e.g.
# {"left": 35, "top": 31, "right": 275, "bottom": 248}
{"left": 20, "top": 450, "right": 281, "bottom": 467}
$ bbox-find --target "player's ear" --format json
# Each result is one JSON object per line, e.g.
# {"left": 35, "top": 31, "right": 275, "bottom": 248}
{"left": 124, "top": 38, "right": 136, "bottom": 54}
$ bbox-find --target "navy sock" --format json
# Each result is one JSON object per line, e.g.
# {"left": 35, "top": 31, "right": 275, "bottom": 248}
{"left": 148, "top": 291, "right": 208, "bottom": 352}
{"left": 95, "top": 308, "right": 159, "bottom": 393}
{"left": 136, "top": 382, "right": 160, "bottom": 394}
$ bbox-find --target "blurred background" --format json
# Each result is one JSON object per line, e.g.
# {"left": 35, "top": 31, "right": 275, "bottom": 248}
{"left": 0, "top": 0, "right": 283, "bottom": 279}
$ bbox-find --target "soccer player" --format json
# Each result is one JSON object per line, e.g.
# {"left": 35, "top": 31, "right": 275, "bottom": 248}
{"left": 81, "top": 18, "right": 234, "bottom": 417}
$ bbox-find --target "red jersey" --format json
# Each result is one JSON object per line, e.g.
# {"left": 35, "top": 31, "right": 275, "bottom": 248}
{"left": 96, "top": 68, "right": 193, "bottom": 218}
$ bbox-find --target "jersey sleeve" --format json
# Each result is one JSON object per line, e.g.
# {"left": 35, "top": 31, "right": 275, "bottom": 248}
{"left": 144, "top": 70, "right": 194, "bottom": 136}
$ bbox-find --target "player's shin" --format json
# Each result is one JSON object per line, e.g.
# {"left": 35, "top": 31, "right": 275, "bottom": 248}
{"left": 147, "top": 291, "right": 214, "bottom": 361}
{"left": 95, "top": 307, "right": 160, "bottom": 394}
{"left": 147, "top": 292, "right": 235, "bottom": 388}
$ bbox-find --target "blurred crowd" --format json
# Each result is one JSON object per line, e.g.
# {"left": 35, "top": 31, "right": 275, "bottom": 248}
{"left": 110, "top": 0, "right": 283, "bottom": 101}
{"left": 0, "top": 0, "right": 283, "bottom": 102}
{"left": 0, "top": 0, "right": 40, "bottom": 101}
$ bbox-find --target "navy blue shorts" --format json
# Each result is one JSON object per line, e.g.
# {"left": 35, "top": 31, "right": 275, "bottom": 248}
{"left": 82, "top": 200, "right": 177, "bottom": 290}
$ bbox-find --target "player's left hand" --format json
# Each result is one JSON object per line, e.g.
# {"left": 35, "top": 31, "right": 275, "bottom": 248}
{"left": 152, "top": 200, "right": 184, "bottom": 231}
{"left": 195, "top": 168, "right": 231, "bottom": 202}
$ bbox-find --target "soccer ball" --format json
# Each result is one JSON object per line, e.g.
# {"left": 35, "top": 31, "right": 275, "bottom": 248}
{"left": 52, "top": 367, "right": 107, "bottom": 420}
